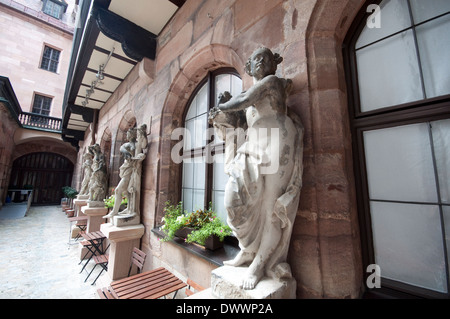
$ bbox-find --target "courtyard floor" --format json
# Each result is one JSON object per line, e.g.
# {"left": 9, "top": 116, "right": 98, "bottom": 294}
{"left": 0, "top": 205, "right": 100, "bottom": 299}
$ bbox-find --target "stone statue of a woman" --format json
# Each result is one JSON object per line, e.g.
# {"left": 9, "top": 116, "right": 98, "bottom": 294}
{"left": 87, "top": 144, "right": 108, "bottom": 205}
{"left": 103, "top": 124, "right": 148, "bottom": 225}
{"left": 79, "top": 151, "right": 93, "bottom": 196}
{"left": 209, "top": 47, "right": 304, "bottom": 290}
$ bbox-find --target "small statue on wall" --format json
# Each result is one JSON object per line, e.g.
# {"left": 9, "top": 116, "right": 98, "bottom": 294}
{"left": 209, "top": 47, "right": 304, "bottom": 291}
{"left": 79, "top": 151, "right": 93, "bottom": 196}
{"left": 87, "top": 143, "right": 108, "bottom": 205}
{"left": 103, "top": 124, "right": 148, "bottom": 224}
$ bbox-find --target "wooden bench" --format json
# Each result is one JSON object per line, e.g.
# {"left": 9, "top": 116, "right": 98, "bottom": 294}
{"left": 107, "top": 267, "right": 187, "bottom": 299}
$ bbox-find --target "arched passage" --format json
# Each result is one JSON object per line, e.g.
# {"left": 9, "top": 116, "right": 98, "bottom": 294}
{"left": 9, "top": 152, "right": 74, "bottom": 205}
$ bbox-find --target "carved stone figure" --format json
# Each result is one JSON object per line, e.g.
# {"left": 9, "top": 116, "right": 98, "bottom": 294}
{"left": 79, "top": 151, "right": 93, "bottom": 195}
{"left": 209, "top": 47, "right": 304, "bottom": 291}
{"left": 87, "top": 144, "right": 108, "bottom": 204}
{"left": 103, "top": 124, "right": 148, "bottom": 224}
{"left": 126, "top": 124, "right": 148, "bottom": 218}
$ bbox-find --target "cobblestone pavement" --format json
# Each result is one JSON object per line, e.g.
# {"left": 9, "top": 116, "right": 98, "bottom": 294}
{"left": 0, "top": 205, "right": 100, "bottom": 299}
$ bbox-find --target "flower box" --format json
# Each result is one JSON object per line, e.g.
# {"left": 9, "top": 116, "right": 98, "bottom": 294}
{"left": 175, "top": 227, "right": 195, "bottom": 239}
{"left": 175, "top": 227, "right": 224, "bottom": 251}
{"left": 203, "top": 234, "right": 224, "bottom": 251}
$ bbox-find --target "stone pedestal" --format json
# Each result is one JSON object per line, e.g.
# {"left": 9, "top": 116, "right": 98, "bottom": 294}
{"left": 211, "top": 266, "right": 296, "bottom": 299}
{"left": 71, "top": 196, "right": 88, "bottom": 241}
{"left": 73, "top": 198, "right": 88, "bottom": 216}
{"left": 81, "top": 205, "right": 108, "bottom": 233}
{"left": 100, "top": 223, "right": 145, "bottom": 281}
{"left": 112, "top": 213, "right": 139, "bottom": 227}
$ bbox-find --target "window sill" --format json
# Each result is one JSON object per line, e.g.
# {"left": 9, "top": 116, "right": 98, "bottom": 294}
{"left": 38, "top": 67, "right": 59, "bottom": 74}
{"left": 151, "top": 227, "right": 240, "bottom": 267}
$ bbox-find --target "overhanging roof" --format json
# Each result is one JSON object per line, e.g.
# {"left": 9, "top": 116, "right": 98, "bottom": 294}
{"left": 62, "top": 0, "right": 184, "bottom": 148}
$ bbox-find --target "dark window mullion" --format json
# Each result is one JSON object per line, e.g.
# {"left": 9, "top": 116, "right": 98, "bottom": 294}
{"left": 427, "top": 121, "right": 450, "bottom": 294}
{"left": 204, "top": 72, "right": 214, "bottom": 210}
{"left": 406, "top": 0, "right": 427, "bottom": 100}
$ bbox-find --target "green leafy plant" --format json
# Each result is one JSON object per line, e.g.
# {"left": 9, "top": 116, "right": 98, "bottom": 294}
{"left": 159, "top": 201, "right": 232, "bottom": 246}
{"left": 186, "top": 215, "right": 232, "bottom": 245}
{"left": 62, "top": 186, "right": 78, "bottom": 199}
{"left": 159, "top": 201, "right": 186, "bottom": 242}
{"left": 103, "top": 193, "right": 128, "bottom": 209}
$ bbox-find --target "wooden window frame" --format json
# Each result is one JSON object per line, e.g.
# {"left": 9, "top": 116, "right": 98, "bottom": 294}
{"left": 42, "top": 0, "right": 67, "bottom": 20}
{"left": 32, "top": 93, "right": 53, "bottom": 116}
{"left": 40, "top": 45, "right": 61, "bottom": 73}
{"left": 343, "top": 0, "right": 450, "bottom": 299}
{"left": 180, "top": 68, "right": 241, "bottom": 212}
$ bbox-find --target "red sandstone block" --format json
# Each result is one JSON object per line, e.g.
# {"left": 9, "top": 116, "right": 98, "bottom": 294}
{"left": 156, "top": 21, "right": 193, "bottom": 74}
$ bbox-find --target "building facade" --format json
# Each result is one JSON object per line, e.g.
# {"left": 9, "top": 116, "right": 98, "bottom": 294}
{"left": 0, "top": 0, "right": 78, "bottom": 206}
{"left": 65, "top": 0, "right": 450, "bottom": 298}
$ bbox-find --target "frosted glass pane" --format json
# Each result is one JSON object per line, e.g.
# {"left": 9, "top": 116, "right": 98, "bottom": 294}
{"left": 213, "top": 153, "right": 227, "bottom": 191}
{"left": 196, "top": 84, "right": 208, "bottom": 115}
{"left": 185, "top": 100, "right": 196, "bottom": 120}
{"left": 193, "top": 114, "right": 207, "bottom": 148}
{"left": 213, "top": 190, "right": 227, "bottom": 222}
{"left": 193, "top": 157, "right": 205, "bottom": 190}
{"left": 364, "top": 123, "right": 438, "bottom": 202}
{"left": 410, "top": 0, "right": 450, "bottom": 23}
{"left": 182, "top": 188, "right": 193, "bottom": 213}
{"left": 184, "top": 119, "right": 195, "bottom": 151}
{"left": 431, "top": 119, "right": 450, "bottom": 203}
{"left": 215, "top": 74, "right": 231, "bottom": 105}
{"left": 356, "top": 30, "right": 423, "bottom": 112}
{"left": 416, "top": 15, "right": 450, "bottom": 99}
{"left": 355, "top": 0, "right": 411, "bottom": 49}
{"left": 231, "top": 75, "right": 243, "bottom": 97}
{"left": 193, "top": 189, "right": 204, "bottom": 211}
{"left": 182, "top": 161, "right": 194, "bottom": 188}
{"left": 371, "top": 201, "right": 447, "bottom": 293}
{"left": 444, "top": 206, "right": 450, "bottom": 269}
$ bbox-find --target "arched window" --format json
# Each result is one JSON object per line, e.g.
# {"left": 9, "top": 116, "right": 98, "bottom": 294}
{"left": 181, "top": 69, "right": 242, "bottom": 222}
{"left": 345, "top": 0, "right": 450, "bottom": 298}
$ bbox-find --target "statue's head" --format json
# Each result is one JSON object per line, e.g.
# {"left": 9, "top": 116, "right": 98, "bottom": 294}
{"left": 126, "top": 127, "right": 138, "bottom": 142}
{"left": 88, "top": 143, "right": 102, "bottom": 155}
{"left": 137, "top": 124, "right": 147, "bottom": 137}
{"left": 245, "top": 47, "right": 283, "bottom": 79}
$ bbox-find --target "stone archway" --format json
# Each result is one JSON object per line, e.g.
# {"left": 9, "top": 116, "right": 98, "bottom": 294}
{"left": 294, "top": 0, "right": 366, "bottom": 298}
{"left": 110, "top": 112, "right": 136, "bottom": 189}
{"left": 99, "top": 127, "right": 112, "bottom": 192}
{"left": 9, "top": 152, "right": 74, "bottom": 205}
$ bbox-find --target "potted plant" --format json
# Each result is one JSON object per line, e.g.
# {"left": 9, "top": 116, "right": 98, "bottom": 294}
{"left": 185, "top": 215, "right": 232, "bottom": 250}
{"left": 62, "top": 186, "right": 78, "bottom": 217}
{"left": 62, "top": 186, "right": 78, "bottom": 199}
{"left": 159, "top": 201, "right": 187, "bottom": 242}
{"left": 103, "top": 193, "right": 128, "bottom": 211}
{"left": 159, "top": 201, "right": 232, "bottom": 250}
